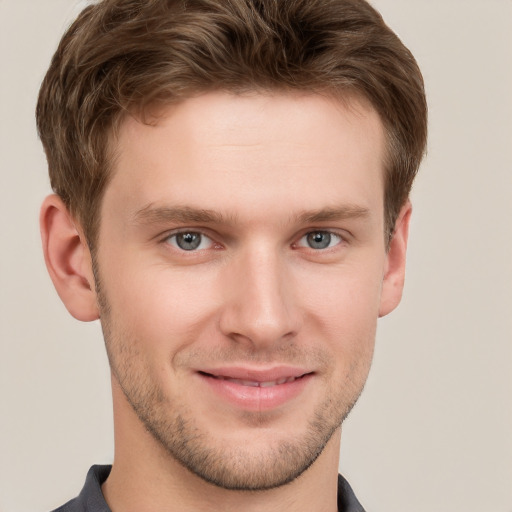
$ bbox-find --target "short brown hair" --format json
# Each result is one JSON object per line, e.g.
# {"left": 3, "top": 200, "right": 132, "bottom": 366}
{"left": 36, "top": 0, "right": 427, "bottom": 248}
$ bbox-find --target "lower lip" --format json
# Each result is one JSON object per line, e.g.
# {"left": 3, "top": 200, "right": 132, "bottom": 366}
{"left": 198, "top": 373, "right": 313, "bottom": 411}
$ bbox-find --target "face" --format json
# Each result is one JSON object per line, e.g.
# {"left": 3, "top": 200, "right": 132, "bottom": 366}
{"left": 94, "top": 92, "right": 395, "bottom": 490}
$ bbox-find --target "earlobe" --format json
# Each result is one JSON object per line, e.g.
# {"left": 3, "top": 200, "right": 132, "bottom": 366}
{"left": 40, "top": 194, "right": 99, "bottom": 322}
{"left": 378, "top": 201, "right": 412, "bottom": 318}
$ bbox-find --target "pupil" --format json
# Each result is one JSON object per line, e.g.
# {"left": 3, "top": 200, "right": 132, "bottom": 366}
{"left": 307, "top": 231, "right": 330, "bottom": 249}
{"left": 177, "top": 232, "right": 201, "bottom": 250}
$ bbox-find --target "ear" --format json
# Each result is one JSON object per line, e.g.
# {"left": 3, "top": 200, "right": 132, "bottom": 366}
{"left": 379, "top": 201, "right": 412, "bottom": 317}
{"left": 40, "top": 194, "right": 99, "bottom": 321}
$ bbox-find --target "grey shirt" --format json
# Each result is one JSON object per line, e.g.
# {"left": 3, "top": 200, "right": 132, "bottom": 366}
{"left": 51, "top": 465, "right": 366, "bottom": 512}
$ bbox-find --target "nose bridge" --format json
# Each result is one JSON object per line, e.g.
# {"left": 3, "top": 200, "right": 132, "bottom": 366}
{"left": 219, "top": 241, "right": 299, "bottom": 347}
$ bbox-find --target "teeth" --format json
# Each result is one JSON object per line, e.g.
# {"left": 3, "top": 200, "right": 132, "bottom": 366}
{"left": 241, "top": 379, "right": 260, "bottom": 387}
{"left": 215, "top": 375, "right": 298, "bottom": 387}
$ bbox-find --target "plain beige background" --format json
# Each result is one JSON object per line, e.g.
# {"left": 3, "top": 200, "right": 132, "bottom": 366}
{"left": 1, "top": 1, "right": 511, "bottom": 511}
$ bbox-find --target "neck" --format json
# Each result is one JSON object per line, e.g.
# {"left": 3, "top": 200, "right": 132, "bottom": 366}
{"left": 102, "top": 377, "right": 341, "bottom": 512}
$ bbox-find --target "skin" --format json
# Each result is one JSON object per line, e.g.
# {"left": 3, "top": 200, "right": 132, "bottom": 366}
{"left": 41, "top": 91, "right": 411, "bottom": 512}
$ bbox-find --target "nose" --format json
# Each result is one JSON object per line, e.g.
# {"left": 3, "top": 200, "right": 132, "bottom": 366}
{"left": 218, "top": 245, "right": 301, "bottom": 350}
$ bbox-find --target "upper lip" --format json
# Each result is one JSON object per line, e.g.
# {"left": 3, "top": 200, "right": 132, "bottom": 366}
{"left": 197, "top": 366, "right": 313, "bottom": 383}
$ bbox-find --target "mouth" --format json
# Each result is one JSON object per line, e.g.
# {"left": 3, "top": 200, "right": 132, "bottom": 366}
{"left": 198, "top": 372, "right": 308, "bottom": 388}
{"left": 196, "top": 367, "right": 314, "bottom": 411}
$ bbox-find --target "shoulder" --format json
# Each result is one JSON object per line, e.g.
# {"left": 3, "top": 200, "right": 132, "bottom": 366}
{"left": 50, "top": 497, "right": 82, "bottom": 512}
{"left": 338, "top": 474, "right": 366, "bottom": 512}
{"left": 49, "top": 465, "right": 112, "bottom": 512}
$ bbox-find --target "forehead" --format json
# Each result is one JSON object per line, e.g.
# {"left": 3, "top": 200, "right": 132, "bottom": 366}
{"left": 125, "top": 91, "right": 382, "bottom": 154}
{"left": 106, "top": 91, "right": 386, "bottom": 223}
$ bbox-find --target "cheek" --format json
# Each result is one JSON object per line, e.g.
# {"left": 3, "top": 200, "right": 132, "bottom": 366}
{"left": 297, "top": 260, "right": 384, "bottom": 329}
{"left": 295, "top": 260, "right": 382, "bottom": 375}
{"left": 102, "top": 260, "right": 221, "bottom": 350}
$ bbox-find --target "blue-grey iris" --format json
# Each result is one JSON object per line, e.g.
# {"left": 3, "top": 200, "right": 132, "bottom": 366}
{"left": 306, "top": 231, "right": 331, "bottom": 249}
{"left": 176, "top": 232, "right": 202, "bottom": 250}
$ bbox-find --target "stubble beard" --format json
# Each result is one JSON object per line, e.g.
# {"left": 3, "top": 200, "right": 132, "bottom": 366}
{"left": 124, "top": 384, "right": 349, "bottom": 491}
{"left": 94, "top": 270, "right": 370, "bottom": 491}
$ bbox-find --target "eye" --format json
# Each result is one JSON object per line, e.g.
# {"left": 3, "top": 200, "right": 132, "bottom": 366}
{"left": 165, "top": 232, "right": 214, "bottom": 251}
{"left": 297, "top": 231, "right": 343, "bottom": 250}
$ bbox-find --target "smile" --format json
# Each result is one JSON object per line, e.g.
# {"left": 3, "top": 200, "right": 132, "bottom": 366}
{"left": 207, "top": 374, "right": 304, "bottom": 388}
{"left": 197, "top": 369, "right": 313, "bottom": 411}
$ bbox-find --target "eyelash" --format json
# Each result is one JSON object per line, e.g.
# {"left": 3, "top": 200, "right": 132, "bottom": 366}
{"left": 294, "top": 231, "right": 344, "bottom": 250}
{"left": 162, "top": 229, "right": 347, "bottom": 253}
{"left": 163, "top": 231, "right": 218, "bottom": 252}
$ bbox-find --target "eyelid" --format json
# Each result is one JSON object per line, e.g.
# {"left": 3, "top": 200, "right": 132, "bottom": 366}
{"left": 161, "top": 229, "right": 219, "bottom": 251}
{"left": 293, "top": 229, "right": 349, "bottom": 250}
{"left": 160, "top": 226, "right": 211, "bottom": 240}
{"left": 157, "top": 227, "right": 349, "bottom": 251}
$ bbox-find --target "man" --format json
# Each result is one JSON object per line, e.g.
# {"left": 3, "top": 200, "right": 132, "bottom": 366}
{"left": 36, "top": 0, "right": 427, "bottom": 510}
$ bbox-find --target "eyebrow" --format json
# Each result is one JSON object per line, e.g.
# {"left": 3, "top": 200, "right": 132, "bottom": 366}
{"left": 133, "top": 205, "right": 234, "bottom": 225}
{"left": 295, "top": 205, "right": 370, "bottom": 224}
{"left": 133, "top": 204, "right": 370, "bottom": 226}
